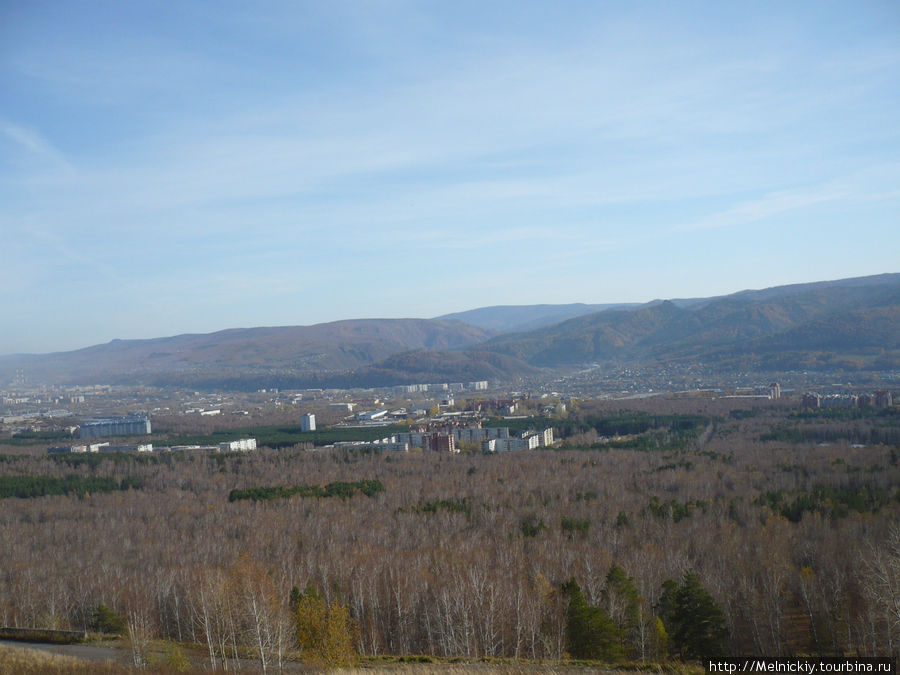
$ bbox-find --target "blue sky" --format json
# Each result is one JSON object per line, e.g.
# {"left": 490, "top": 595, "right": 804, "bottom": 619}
{"left": 1, "top": 1, "right": 898, "bottom": 354}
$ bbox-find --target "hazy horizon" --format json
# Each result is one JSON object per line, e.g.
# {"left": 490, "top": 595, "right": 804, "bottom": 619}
{"left": 2, "top": 1, "right": 899, "bottom": 354}
{"left": 1, "top": 271, "right": 897, "bottom": 358}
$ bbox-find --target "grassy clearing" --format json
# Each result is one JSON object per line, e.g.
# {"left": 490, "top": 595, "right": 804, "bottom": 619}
{"left": 349, "top": 656, "right": 706, "bottom": 674}
{"left": 0, "top": 643, "right": 116, "bottom": 674}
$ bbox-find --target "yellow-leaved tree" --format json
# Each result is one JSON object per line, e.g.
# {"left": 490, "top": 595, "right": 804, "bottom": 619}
{"left": 293, "top": 581, "right": 357, "bottom": 667}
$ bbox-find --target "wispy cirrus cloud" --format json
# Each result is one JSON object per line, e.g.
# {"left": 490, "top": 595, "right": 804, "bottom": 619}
{"left": 675, "top": 163, "right": 900, "bottom": 233}
{"left": 675, "top": 186, "right": 848, "bottom": 233}
{"left": 0, "top": 118, "right": 73, "bottom": 173}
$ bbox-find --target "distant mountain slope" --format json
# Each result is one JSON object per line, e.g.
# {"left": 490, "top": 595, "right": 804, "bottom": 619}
{"left": 0, "top": 319, "right": 494, "bottom": 386}
{"left": 646, "top": 273, "right": 900, "bottom": 311}
{"left": 651, "top": 282, "right": 900, "bottom": 359}
{"left": 349, "top": 350, "right": 538, "bottom": 388}
{"left": 434, "top": 274, "right": 900, "bottom": 334}
{"left": 700, "top": 304, "right": 900, "bottom": 372}
{"left": 481, "top": 274, "right": 900, "bottom": 369}
{"left": 3, "top": 273, "right": 896, "bottom": 389}
{"left": 435, "top": 303, "right": 643, "bottom": 333}
{"left": 726, "top": 272, "right": 900, "bottom": 304}
{"left": 480, "top": 301, "right": 693, "bottom": 366}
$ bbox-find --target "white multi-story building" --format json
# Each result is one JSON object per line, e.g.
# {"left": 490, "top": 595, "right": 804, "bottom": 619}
{"left": 78, "top": 415, "right": 151, "bottom": 439}
{"left": 822, "top": 394, "right": 858, "bottom": 408}
{"left": 874, "top": 391, "right": 893, "bottom": 408}
{"left": 66, "top": 442, "right": 110, "bottom": 453}
{"left": 482, "top": 428, "right": 554, "bottom": 453}
{"left": 357, "top": 410, "right": 388, "bottom": 421}
{"left": 218, "top": 438, "right": 257, "bottom": 452}
{"left": 301, "top": 413, "right": 316, "bottom": 431}
{"left": 105, "top": 444, "right": 153, "bottom": 453}
{"left": 483, "top": 437, "right": 534, "bottom": 452}
{"left": 453, "top": 427, "right": 510, "bottom": 445}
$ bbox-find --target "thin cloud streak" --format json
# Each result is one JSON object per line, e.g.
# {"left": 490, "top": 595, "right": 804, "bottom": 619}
{"left": 676, "top": 186, "right": 849, "bottom": 233}
{"left": 0, "top": 118, "right": 74, "bottom": 173}
{"left": 676, "top": 164, "right": 900, "bottom": 233}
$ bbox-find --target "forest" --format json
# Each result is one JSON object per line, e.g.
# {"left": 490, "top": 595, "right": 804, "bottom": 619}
{"left": 0, "top": 397, "right": 897, "bottom": 670}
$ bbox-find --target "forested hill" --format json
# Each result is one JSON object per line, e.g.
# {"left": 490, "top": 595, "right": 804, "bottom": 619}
{"left": 435, "top": 302, "right": 644, "bottom": 333}
{"left": 0, "top": 319, "right": 495, "bottom": 387}
{"left": 2, "top": 273, "right": 897, "bottom": 388}
{"left": 479, "top": 274, "right": 900, "bottom": 370}
{"left": 434, "top": 274, "right": 900, "bottom": 333}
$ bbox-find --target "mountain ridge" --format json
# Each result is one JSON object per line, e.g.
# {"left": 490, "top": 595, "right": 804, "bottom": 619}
{"left": 434, "top": 302, "right": 645, "bottom": 333}
{"left": 479, "top": 276, "right": 900, "bottom": 371}
{"left": 0, "top": 318, "right": 496, "bottom": 386}
{"left": 2, "top": 273, "right": 897, "bottom": 389}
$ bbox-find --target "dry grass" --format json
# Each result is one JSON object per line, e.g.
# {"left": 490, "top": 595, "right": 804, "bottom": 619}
{"left": 337, "top": 661, "right": 704, "bottom": 675}
{"left": 0, "top": 643, "right": 83, "bottom": 673}
{"left": 337, "top": 669, "right": 599, "bottom": 674}
{"left": 0, "top": 643, "right": 131, "bottom": 674}
{"left": 0, "top": 642, "right": 706, "bottom": 674}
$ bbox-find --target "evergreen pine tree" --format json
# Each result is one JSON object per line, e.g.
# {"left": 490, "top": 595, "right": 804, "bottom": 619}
{"left": 91, "top": 603, "right": 126, "bottom": 635}
{"left": 603, "top": 565, "right": 642, "bottom": 657}
{"left": 562, "top": 578, "right": 625, "bottom": 661}
{"left": 656, "top": 572, "right": 728, "bottom": 661}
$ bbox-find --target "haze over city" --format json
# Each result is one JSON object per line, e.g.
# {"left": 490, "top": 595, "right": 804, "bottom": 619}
{"left": 2, "top": 1, "right": 898, "bottom": 354}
